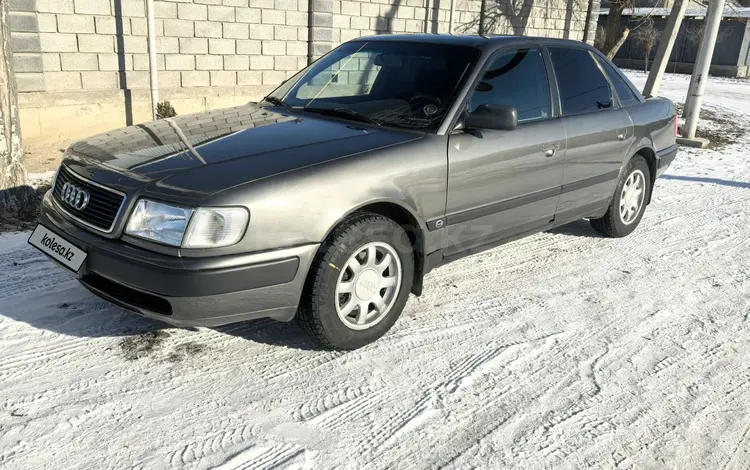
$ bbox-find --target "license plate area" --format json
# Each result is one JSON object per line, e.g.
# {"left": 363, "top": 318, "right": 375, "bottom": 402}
{"left": 28, "top": 224, "right": 88, "bottom": 273}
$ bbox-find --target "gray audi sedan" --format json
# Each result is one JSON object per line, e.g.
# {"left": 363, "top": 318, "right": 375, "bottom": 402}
{"left": 30, "top": 35, "right": 677, "bottom": 349}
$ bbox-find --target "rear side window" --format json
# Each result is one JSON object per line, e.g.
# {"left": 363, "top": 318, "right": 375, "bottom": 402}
{"left": 594, "top": 55, "right": 640, "bottom": 106}
{"left": 468, "top": 48, "right": 551, "bottom": 122}
{"left": 548, "top": 47, "right": 613, "bottom": 115}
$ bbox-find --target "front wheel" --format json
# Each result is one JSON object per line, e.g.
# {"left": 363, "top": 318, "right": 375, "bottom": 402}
{"left": 297, "top": 212, "right": 414, "bottom": 350}
{"left": 590, "top": 155, "right": 651, "bottom": 238}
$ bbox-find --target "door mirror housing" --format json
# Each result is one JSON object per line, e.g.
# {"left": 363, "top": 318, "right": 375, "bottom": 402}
{"left": 464, "top": 104, "right": 518, "bottom": 131}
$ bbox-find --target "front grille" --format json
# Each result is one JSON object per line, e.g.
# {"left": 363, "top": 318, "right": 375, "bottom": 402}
{"left": 53, "top": 166, "right": 126, "bottom": 233}
{"left": 82, "top": 273, "right": 173, "bottom": 315}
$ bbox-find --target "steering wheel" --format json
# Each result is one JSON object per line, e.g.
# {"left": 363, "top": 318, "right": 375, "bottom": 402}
{"left": 409, "top": 94, "right": 441, "bottom": 107}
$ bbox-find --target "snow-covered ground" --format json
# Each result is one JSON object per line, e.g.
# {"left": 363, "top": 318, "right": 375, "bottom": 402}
{"left": 2, "top": 72, "right": 750, "bottom": 469}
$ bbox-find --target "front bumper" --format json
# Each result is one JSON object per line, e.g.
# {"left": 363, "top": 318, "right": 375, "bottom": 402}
{"left": 40, "top": 192, "right": 319, "bottom": 327}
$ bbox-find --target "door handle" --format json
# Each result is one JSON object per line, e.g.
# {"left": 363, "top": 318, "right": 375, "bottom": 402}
{"left": 617, "top": 131, "right": 626, "bottom": 140}
{"left": 543, "top": 142, "right": 560, "bottom": 157}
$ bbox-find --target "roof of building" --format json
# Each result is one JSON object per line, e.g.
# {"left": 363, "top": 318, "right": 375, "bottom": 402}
{"left": 599, "top": 6, "right": 750, "bottom": 18}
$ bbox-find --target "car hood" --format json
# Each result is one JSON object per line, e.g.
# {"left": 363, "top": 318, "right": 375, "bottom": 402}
{"left": 64, "top": 103, "right": 422, "bottom": 198}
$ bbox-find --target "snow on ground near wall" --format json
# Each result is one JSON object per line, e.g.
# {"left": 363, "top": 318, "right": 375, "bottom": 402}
{"left": 1, "top": 73, "right": 750, "bottom": 470}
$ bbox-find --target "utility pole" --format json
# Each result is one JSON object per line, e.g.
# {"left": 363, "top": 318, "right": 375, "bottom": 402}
{"left": 642, "top": 0, "right": 688, "bottom": 97}
{"left": 683, "top": 0, "right": 725, "bottom": 142}
{"left": 0, "top": 0, "right": 33, "bottom": 213}
{"left": 146, "top": 0, "right": 159, "bottom": 120}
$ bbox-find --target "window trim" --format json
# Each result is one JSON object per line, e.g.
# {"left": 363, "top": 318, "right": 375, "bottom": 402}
{"left": 545, "top": 44, "right": 619, "bottom": 118}
{"left": 591, "top": 52, "right": 643, "bottom": 107}
{"left": 461, "top": 45, "right": 557, "bottom": 127}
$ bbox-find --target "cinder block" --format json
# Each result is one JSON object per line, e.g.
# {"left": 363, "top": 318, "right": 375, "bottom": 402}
{"left": 42, "top": 53, "right": 61, "bottom": 71}
{"left": 249, "top": 24, "right": 274, "bottom": 40}
{"left": 160, "top": 71, "right": 181, "bottom": 88}
{"left": 133, "top": 53, "right": 165, "bottom": 71}
{"left": 95, "top": 16, "right": 117, "bottom": 34}
{"left": 208, "top": 38, "right": 235, "bottom": 54}
{"left": 223, "top": 23, "right": 249, "bottom": 39}
{"left": 236, "top": 8, "right": 261, "bottom": 23}
{"left": 16, "top": 73, "right": 46, "bottom": 92}
{"left": 223, "top": 0, "right": 247, "bottom": 6}
{"left": 350, "top": 16, "right": 369, "bottom": 30}
{"left": 261, "top": 40, "right": 285, "bottom": 56}
{"left": 38, "top": 0, "right": 73, "bottom": 14}
{"left": 56, "top": 14, "right": 94, "bottom": 33}
{"left": 196, "top": 54, "right": 223, "bottom": 70}
{"left": 250, "top": 55, "right": 273, "bottom": 70}
{"left": 236, "top": 39, "right": 261, "bottom": 55}
{"left": 10, "top": 12, "right": 39, "bottom": 33}
{"left": 178, "top": 3, "right": 207, "bottom": 21}
{"left": 154, "top": 1, "right": 177, "bottom": 19}
{"left": 61, "top": 52, "right": 99, "bottom": 70}
{"left": 340, "top": 1, "right": 359, "bottom": 16}
{"left": 396, "top": 6, "right": 415, "bottom": 19}
{"left": 286, "top": 41, "right": 307, "bottom": 56}
{"left": 13, "top": 54, "right": 43, "bottom": 73}
{"left": 211, "top": 71, "right": 237, "bottom": 86}
{"left": 11, "top": 33, "right": 41, "bottom": 53}
{"left": 118, "top": 35, "right": 148, "bottom": 53}
{"left": 166, "top": 54, "right": 196, "bottom": 70}
{"left": 37, "top": 33, "right": 77, "bottom": 52}
{"left": 182, "top": 70, "right": 210, "bottom": 87}
{"left": 262, "top": 70, "right": 286, "bottom": 85}
{"left": 157, "top": 37, "right": 179, "bottom": 53}
{"left": 391, "top": 18, "right": 406, "bottom": 31}
{"left": 163, "top": 19, "right": 195, "bottom": 38}
{"left": 274, "top": 25, "right": 297, "bottom": 40}
{"left": 73, "top": 0, "right": 108, "bottom": 14}
{"left": 340, "top": 29, "right": 360, "bottom": 42}
{"left": 252, "top": 0, "right": 274, "bottom": 7}
{"left": 76, "top": 34, "right": 114, "bottom": 53}
{"left": 237, "top": 70, "right": 262, "bottom": 86}
{"left": 274, "top": 55, "right": 297, "bottom": 71}
{"left": 37, "top": 14, "right": 57, "bottom": 32}
{"left": 286, "top": 11, "right": 307, "bottom": 26}
{"left": 208, "top": 5, "right": 235, "bottom": 21}
{"left": 297, "top": 26, "right": 308, "bottom": 41}
{"left": 224, "top": 55, "right": 249, "bottom": 70}
{"left": 195, "top": 21, "right": 223, "bottom": 38}
{"left": 262, "top": 9, "right": 286, "bottom": 25}
{"left": 98, "top": 53, "right": 132, "bottom": 71}
{"left": 45, "top": 71, "right": 82, "bottom": 90}
{"left": 311, "top": 27, "right": 332, "bottom": 42}
{"left": 120, "top": 0, "right": 145, "bottom": 17}
{"left": 360, "top": 3, "right": 379, "bottom": 16}
{"left": 81, "top": 71, "right": 117, "bottom": 89}
{"left": 274, "top": 0, "right": 297, "bottom": 10}
{"left": 332, "top": 14, "right": 349, "bottom": 29}
{"left": 194, "top": 0, "right": 224, "bottom": 4}
{"left": 9, "top": 0, "right": 37, "bottom": 13}
{"left": 123, "top": 71, "right": 150, "bottom": 88}
{"left": 180, "top": 37, "right": 208, "bottom": 54}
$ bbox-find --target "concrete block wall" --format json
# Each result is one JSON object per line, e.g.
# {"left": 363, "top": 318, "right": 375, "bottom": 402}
{"left": 8, "top": 0, "right": 591, "bottom": 144}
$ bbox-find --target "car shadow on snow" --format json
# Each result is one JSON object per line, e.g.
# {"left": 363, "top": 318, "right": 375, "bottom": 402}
{"left": 214, "top": 318, "right": 328, "bottom": 351}
{"left": 548, "top": 219, "right": 602, "bottom": 238}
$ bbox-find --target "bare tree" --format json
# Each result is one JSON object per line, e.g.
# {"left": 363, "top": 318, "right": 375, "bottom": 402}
{"left": 0, "top": 0, "right": 33, "bottom": 213}
{"left": 633, "top": 18, "right": 659, "bottom": 71}
{"left": 685, "top": 21, "right": 730, "bottom": 46}
{"left": 596, "top": 0, "right": 664, "bottom": 59}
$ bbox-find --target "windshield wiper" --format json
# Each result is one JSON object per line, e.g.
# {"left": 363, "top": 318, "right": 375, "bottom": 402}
{"left": 261, "top": 96, "right": 293, "bottom": 112}
{"left": 302, "top": 107, "right": 380, "bottom": 126}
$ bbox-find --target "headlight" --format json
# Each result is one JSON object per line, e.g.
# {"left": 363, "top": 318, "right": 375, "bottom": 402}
{"left": 125, "top": 199, "right": 249, "bottom": 248}
{"left": 125, "top": 200, "right": 193, "bottom": 246}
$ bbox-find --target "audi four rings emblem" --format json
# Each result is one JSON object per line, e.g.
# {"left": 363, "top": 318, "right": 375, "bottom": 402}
{"left": 61, "top": 182, "right": 90, "bottom": 211}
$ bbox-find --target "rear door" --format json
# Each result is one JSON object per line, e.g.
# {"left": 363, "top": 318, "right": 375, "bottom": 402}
{"left": 547, "top": 46, "right": 635, "bottom": 220}
{"left": 444, "top": 47, "right": 566, "bottom": 256}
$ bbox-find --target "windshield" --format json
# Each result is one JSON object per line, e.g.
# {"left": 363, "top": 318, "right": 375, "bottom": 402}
{"left": 268, "top": 41, "right": 480, "bottom": 132}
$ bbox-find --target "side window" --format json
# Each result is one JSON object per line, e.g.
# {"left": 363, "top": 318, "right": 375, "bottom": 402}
{"left": 594, "top": 55, "right": 640, "bottom": 106}
{"left": 548, "top": 47, "right": 613, "bottom": 115}
{"left": 296, "top": 51, "right": 382, "bottom": 100}
{"left": 468, "top": 48, "right": 551, "bottom": 122}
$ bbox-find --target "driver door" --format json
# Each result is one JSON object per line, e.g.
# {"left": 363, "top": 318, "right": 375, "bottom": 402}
{"left": 443, "top": 47, "right": 566, "bottom": 257}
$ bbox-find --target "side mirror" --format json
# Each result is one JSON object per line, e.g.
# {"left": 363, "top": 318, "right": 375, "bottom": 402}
{"left": 464, "top": 104, "right": 518, "bottom": 131}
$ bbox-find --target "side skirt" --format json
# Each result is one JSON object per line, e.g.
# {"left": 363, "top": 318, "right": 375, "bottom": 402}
{"left": 424, "top": 199, "right": 610, "bottom": 275}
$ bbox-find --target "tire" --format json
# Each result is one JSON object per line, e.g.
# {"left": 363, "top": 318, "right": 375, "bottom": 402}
{"left": 297, "top": 212, "right": 414, "bottom": 350}
{"left": 590, "top": 155, "right": 651, "bottom": 238}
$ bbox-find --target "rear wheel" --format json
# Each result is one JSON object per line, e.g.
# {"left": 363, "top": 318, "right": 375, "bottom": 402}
{"left": 297, "top": 212, "right": 414, "bottom": 350}
{"left": 590, "top": 155, "right": 651, "bottom": 237}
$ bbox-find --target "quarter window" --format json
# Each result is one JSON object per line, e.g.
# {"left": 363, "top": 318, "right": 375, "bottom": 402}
{"left": 594, "top": 55, "right": 640, "bottom": 106}
{"left": 548, "top": 47, "right": 614, "bottom": 115}
{"left": 468, "top": 48, "right": 551, "bottom": 122}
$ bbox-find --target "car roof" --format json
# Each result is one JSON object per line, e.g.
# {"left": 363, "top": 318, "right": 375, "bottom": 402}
{"left": 353, "top": 34, "right": 596, "bottom": 52}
